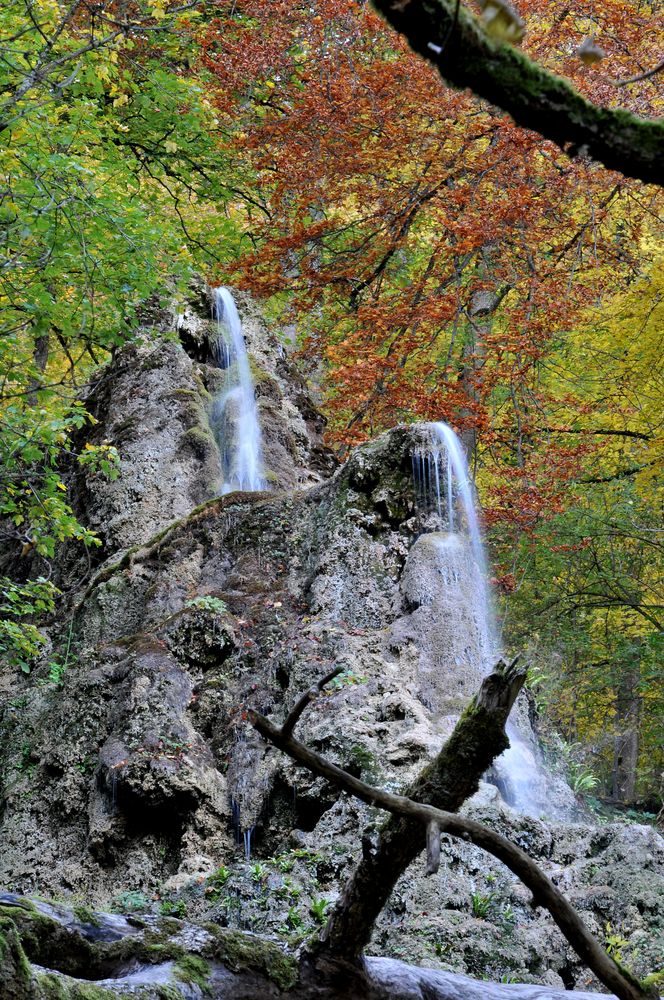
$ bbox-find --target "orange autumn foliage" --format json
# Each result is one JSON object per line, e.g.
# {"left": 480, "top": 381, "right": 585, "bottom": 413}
{"left": 199, "top": 0, "right": 661, "bottom": 529}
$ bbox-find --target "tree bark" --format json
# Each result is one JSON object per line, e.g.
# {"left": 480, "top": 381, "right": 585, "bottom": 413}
{"left": 26, "top": 332, "right": 49, "bottom": 406}
{"left": 611, "top": 655, "right": 640, "bottom": 804}
{"left": 250, "top": 659, "right": 524, "bottom": 959}
{"left": 316, "top": 659, "right": 524, "bottom": 958}
{"left": 370, "top": 0, "right": 664, "bottom": 187}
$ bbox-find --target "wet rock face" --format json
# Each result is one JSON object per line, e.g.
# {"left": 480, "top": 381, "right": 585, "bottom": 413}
{"left": 0, "top": 425, "right": 440, "bottom": 901}
{"left": 65, "top": 282, "right": 336, "bottom": 561}
{"left": 176, "top": 284, "right": 338, "bottom": 495}
{"left": 398, "top": 533, "right": 488, "bottom": 713}
{"left": 71, "top": 338, "right": 219, "bottom": 552}
{"left": 0, "top": 312, "right": 663, "bottom": 994}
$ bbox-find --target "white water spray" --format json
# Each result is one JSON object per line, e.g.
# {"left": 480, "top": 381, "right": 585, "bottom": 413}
{"left": 413, "top": 423, "right": 498, "bottom": 662}
{"left": 413, "top": 421, "right": 543, "bottom": 816}
{"left": 210, "top": 287, "right": 267, "bottom": 495}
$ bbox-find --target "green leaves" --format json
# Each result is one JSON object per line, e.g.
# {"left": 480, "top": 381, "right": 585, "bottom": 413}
{"left": 0, "top": 0, "right": 251, "bottom": 682}
{"left": 0, "top": 3, "right": 240, "bottom": 365}
{"left": 0, "top": 578, "right": 59, "bottom": 673}
{"left": 0, "top": 399, "right": 121, "bottom": 670}
{"left": 78, "top": 443, "right": 120, "bottom": 482}
{"left": 0, "top": 401, "right": 99, "bottom": 553}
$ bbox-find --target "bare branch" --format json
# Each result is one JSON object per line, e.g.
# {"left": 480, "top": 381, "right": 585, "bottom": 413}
{"left": 540, "top": 427, "right": 652, "bottom": 441}
{"left": 614, "top": 57, "right": 664, "bottom": 86}
{"left": 281, "top": 665, "right": 344, "bottom": 738}
{"left": 425, "top": 819, "right": 441, "bottom": 875}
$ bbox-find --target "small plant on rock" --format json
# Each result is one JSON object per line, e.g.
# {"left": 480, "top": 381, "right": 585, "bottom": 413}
{"left": 159, "top": 898, "right": 187, "bottom": 918}
{"left": 570, "top": 768, "right": 600, "bottom": 795}
{"left": 329, "top": 669, "right": 366, "bottom": 690}
{"left": 186, "top": 595, "right": 228, "bottom": 614}
{"left": 250, "top": 862, "right": 268, "bottom": 884}
{"left": 470, "top": 891, "right": 496, "bottom": 919}
{"left": 286, "top": 905, "right": 303, "bottom": 929}
{"left": 112, "top": 890, "right": 150, "bottom": 913}
{"left": 310, "top": 897, "right": 329, "bottom": 924}
{"left": 205, "top": 865, "right": 231, "bottom": 900}
{"left": 604, "top": 922, "right": 631, "bottom": 963}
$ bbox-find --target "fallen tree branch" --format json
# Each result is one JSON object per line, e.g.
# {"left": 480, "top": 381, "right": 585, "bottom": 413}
{"left": 370, "top": 0, "right": 663, "bottom": 186}
{"left": 316, "top": 657, "right": 525, "bottom": 959}
{"left": 249, "top": 663, "right": 655, "bottom": 1000}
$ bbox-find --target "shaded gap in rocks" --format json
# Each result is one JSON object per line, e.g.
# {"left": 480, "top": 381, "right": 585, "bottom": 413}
{"left": 97, "top": 779, "right": 188, "bottom": 873}
{"left": 249, "top": 775, "right": 341, "bottom": 856}
{"left": 559, "top": 962, "right": 578, "bottom": 990}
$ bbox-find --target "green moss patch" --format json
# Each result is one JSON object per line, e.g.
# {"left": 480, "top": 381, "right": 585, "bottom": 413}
{"left": 204, "top": 925, "right": 298, "bottom": 991}
{"left": 174, "top": 954, "right": 211, "bottom": 991}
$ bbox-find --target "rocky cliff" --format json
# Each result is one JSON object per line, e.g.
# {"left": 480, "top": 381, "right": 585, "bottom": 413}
{"left": 0, "top": 289, "right": 662, "bottom": 998}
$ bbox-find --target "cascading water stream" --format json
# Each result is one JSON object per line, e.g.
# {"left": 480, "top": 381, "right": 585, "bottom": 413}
{"left": 413, "top": 422, "right": 543, "bottom": 815}
{"left": 210, "top": 287, "right": 267, "bottom": 495}
{"left": 209, "top": 288, "right": 267, "bottom": 859}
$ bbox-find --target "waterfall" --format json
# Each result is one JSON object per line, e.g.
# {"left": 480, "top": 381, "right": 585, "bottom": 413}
{"left": 209, "top": 287, "right": 267, "bottom": 495}
{"left": 413, "top": 421, "right": 544, "bottom": 816}
{"left": 413, "top": 422, "right": 498, "bottom": 669}
{"left": 208, "top": 287, "right": 268, "bottom": 858}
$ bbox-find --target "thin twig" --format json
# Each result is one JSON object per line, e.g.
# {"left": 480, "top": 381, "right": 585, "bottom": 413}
{"left": 614, "top": 57, "right": 664, "bottom": 86}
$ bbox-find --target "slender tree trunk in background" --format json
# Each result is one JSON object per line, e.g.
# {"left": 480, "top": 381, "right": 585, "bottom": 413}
{"left": 611, "top": 652, "right": 640, "bottom": 804}
{"left": 459, "top": 246, "right": 500, "bottom": 465}
{"left": 27, "top": 332, "right": 49, "bottom": 405}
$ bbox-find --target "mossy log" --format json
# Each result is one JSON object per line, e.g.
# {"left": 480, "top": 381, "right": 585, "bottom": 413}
{"left": 0, "top": 914, "right": 33, "bottom": 999}
{"left": 1, "top": 897, "right": 660, "bottom": 1000}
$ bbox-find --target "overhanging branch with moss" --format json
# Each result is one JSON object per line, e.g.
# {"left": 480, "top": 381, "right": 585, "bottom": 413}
{"left": 371, "top": 0, "right": 664, "bottom": 186}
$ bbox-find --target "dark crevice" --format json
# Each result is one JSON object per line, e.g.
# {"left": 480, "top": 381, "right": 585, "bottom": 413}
{"left": 244, "top": 775, "right": 341, "bottom": 857}
{"left": 559, "top": 962, "right": 577, "bottom": 990}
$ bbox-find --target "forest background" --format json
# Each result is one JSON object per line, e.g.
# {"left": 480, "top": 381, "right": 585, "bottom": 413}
{"left": 0, "top": 0, "right": 662, "bottom": 811}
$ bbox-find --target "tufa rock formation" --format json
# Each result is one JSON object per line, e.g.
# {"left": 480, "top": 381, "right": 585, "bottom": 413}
{"left": 0, "top": 288, "right": 662, "bottom": 997}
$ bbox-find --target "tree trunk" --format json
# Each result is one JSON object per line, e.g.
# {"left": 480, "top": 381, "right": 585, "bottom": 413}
{"left": 611, "top": 658, "right": 640, "bottom": 804}
{"left": 459, "top": 248, "right": 498, "bottom": 462}
{"left": 26, "top": 331, "right": 49, "bottom": 405}
{"left": 250, "top": 663, "right": 656, "bottom": 1000}
{"left": 316, "top": 660, "right": 525, "bottom": 959}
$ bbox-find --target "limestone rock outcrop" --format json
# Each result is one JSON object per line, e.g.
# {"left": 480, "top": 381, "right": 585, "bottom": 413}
{"left": 0, "top": 293, "right": 662, "bottom": 996}
{"left": 66, "top": 282, "right": 335, "bottom": 560}
{"left": 2, "top": 891, "right": 646, "bottom": 1000}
